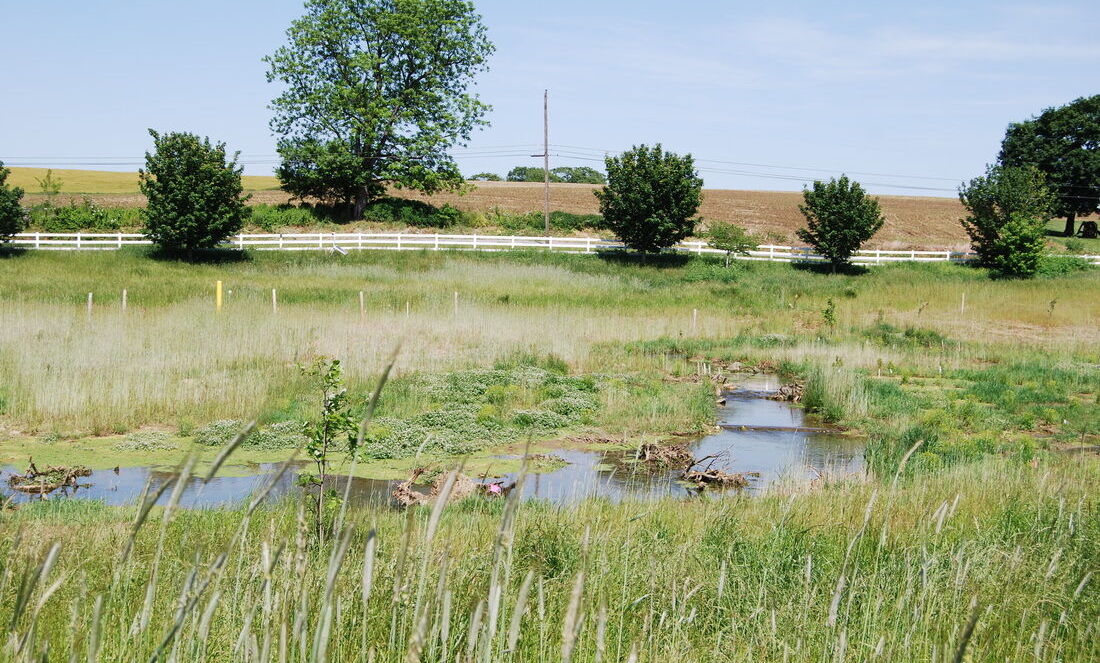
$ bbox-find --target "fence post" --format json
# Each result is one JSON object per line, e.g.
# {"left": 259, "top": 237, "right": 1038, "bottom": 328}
{"left": 511, "top": 236, "right": 516, "bottom": 249}
{"left": 910, "top": 250, "right": 916, "bottom": 260}
{"left": 472, "top": 234, "right": 477, "bottom": 250}
{"left": 587, "top": 237, "right": 593, "bottom": 254}
{"left": 318, "top": 233, "right": 323, "bottom": 249}
{"left": 769, "top": 245, "right": 775, "bottom": 262}
{"left": 35, "top": 232, "right": 40, "bottom": 249}
{"left": 434, "top": 234, "right": 439, "bottom": 251}
{"left": 238, "top": 234, "right": 244, "bottom": 250}
{"left": 358, "top": 233, "right": 363, "bottom": 250}
{"left": 117, "top": 232, "right": 123, "bottom": 249}
{"left": 279, "top": 234, "right": 284, "bottom": 250}
{"left": 397, "top": 234, "right": 402, "bottom": 251}
{"left": 76, "top": 233, "right": 82, "bottom": 250}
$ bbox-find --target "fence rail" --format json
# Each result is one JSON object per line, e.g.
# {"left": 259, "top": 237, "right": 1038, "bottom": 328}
{"left": 7, "top": 232, "right": 1100, "bottom": 265}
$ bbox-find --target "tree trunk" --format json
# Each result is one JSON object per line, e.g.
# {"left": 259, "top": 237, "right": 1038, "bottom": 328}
{"left": 1063, "top": 213, "right": 1076, "bottom": 237}
{"left": 353, "top": 189, "right": 370, "bottom": 221}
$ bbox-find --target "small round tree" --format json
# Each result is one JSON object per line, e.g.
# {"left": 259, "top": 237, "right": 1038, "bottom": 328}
{"left": 705, "top": 221, "right": 759, "bottom": 267}
{"left": 797, "top": 176, "right": 884, "bottom": 270}
{"left": 959, "top": 164, "right": 1053, "bottom": 278}
{"left": 139, "top": 130, "right": 249, "bottom": 255}
{"left": 594, "top": 144, "right": 702, "bottom": 256}
{"left": 0, "top": 161, "right": 27, "bottom": 243}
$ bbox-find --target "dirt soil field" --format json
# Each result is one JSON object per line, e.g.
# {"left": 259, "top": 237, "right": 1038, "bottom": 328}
{"left": 12, "top": 168, "right": 973, "bottom": 248}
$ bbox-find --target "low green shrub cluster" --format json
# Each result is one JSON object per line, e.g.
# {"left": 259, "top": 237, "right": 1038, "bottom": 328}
{"left": 1036, "top": 255, "right": 1093, "bottom": 277}
{"left": 245, "top": 200, "right": 604, "bottom": 233}
{"left": 192, "top": 419, "right": 309, "bottom": 450}
{"left": 863, "top": 322, "right": 954, "bottom": 349}
{"left": 28, "top": 199, "right": 141, "bottom": 232}
{"left": 114, "top": 430, "right": 177, "bottom": 451}
{"left": 361, "top": 362, "right": 600, "bottom": 459}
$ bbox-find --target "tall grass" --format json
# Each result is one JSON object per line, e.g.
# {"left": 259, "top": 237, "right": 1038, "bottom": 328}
{"left": 1, "top": 453, "right": 1096, "bottom": 661}
{"left": 0, "top": 249, "right": 1096, "bottom": 436}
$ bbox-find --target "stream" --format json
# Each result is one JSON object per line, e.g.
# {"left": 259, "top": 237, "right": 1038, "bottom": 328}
{"left": 2, "top": 375, "right": 864, "bottom": 508}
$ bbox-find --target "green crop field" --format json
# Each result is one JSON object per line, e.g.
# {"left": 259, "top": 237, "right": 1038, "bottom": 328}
{"left": 1, "top": 248, "right": 1097, "bottom": 661}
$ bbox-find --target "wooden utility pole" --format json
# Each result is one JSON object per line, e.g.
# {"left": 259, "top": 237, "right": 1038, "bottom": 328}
{"left": 543, "top": 89, "right": 550, "bottom": 234}
{"left": 531, "top": 90, "right": 550, "bottom": 234}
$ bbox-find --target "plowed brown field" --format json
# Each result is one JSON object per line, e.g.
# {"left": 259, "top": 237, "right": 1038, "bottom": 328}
{"left": 14, "top": 167, "right": 970, "bottom": 249}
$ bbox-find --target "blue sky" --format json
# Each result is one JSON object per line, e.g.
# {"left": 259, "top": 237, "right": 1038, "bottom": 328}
{"left": 1, "top": 0, "right": 1097, "bottom": 195}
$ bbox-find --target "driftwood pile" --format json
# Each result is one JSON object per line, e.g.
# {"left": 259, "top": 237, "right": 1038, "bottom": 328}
{"left": 392, "top": 468, "right": 514, "bottom": 507}
{"left": 767, "top": 383, "right": 804, "bottom": 403}
{"left": 7, "top": 458, "right": 92, "bottom": 495}
{"left": 683, "top": 468, "right": 761, "bottom": 489}
{"left": 635, "top": 442, "right": 695, "bottom": 467}
{"left": 634, "top": 443, "right": 760, "bottom": 492}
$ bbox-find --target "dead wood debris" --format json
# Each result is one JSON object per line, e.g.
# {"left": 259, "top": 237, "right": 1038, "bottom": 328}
{"left": 683, "top": 468, "right": 761, "bottom": 490}
{"left": 392, "top": 468, "right": 515, "bottom": 507}
{"left": 680, "top": 453, "right": 760, "bottom": 491}
{"left": 564, "top": 433, "right": 622, "bottom": 446}
{"left": 7, "top": 458, "right": 92, "bottom": 494}
{"left": 635, "top": 442, "right": 695, "bottom": 467}
{"left": 768, "top": 383, "right": 804, "bottom": 403}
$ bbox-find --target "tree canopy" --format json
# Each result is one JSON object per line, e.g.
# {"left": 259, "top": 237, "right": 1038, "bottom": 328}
{"left": 705, "top": 221, "right": 759, "bottom": 267}
{"left": 999, "top": 95, "right": 1100, "bottom": 236}
{"left": 0, "top": 161, "right": 26, "bottom": 242}
{"left": 796, "top": 176, "right": 884, "bottom": 270}
{"left": 959, "top": 164, "right": 1053, "bottom": 278}
{"left": 265, "top": 0, "right": 494, "bottom": 218}
{"left": 139, "top": 130, "right": 250, "bottom": 255}
{"left": 594, "top": 144, "right": 702, "bottom": 255}
{"left": 505, "top": 166, "right": 606, "bottom": 184}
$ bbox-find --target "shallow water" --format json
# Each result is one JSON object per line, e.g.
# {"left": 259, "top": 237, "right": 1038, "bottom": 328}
{"left": 1, "top": 375, "right": 864, "bottom": 508}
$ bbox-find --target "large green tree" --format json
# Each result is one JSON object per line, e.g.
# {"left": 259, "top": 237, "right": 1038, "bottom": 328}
{"left": 594, "top": 144, "right": 702, "bottom": 255}
{"left": 265, "top": 0, "right": 494, "bottom": 219}
{"left": 999, "top": 95, "right": 1100, "bottom": 237}
{"left": 0, "top": 161, "right": 27, "bottom": 242}
{"left": 140, "top": 130, "right": 250, "bottom": 255}
{"left": 959, "top": 165, "right": 1053, "bottom": 279}
{"left": 797, "top": 176, "right": 884, "bottom": 270}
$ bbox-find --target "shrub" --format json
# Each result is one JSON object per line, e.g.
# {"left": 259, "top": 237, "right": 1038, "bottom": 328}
{"left": 0, "top": 161, "right": 26, "bottom": 242}
{"left": 1061, "top": 238, "right": 1086, "bottom": 254}
{"left": 114, "top": 431, "right": 177, "bottom": 452}
{"left": 595, "top": 144, "right": 703, "bottom": 255}
{"left": 193, "top": 419, "right": 247, "bottom": 447}
{"left": 32, "top": 198, "right": 126, "bottom": 232}
{"left": 1036, "top": 255, "right": 1092, "bottom": 277}
{"left": 248, "top": 420, "right": 310, "bottom": 450}
{"left": 705, "top": 221, "right": 758, "bottom": 267}
{"left": 959, "top": 165, "right": 1053, "bottom": 278}
{"left": 864, "top": 323, "right": 954, "bottom": 349}
{"left": 797, "top": 176, "right": 884, "bottom": 269}
{"left": 248, "top": 204, "right": 321, "bottom": 231}
{"left": 140, "top": 129, "right": 250, "bottom": 255}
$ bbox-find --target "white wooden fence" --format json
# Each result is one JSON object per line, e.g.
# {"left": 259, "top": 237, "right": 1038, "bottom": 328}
{"left": 7, "top": 232, "right": 1100, "bottom": 265}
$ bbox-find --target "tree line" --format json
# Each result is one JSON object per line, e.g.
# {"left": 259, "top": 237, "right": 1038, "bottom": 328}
{"left": 0, "top": 0, "right": 1095, "bottom": 277}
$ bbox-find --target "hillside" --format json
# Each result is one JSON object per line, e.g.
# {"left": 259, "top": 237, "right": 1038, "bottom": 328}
{"left": 8, "top": 167, "right": 970, "bottom": 248}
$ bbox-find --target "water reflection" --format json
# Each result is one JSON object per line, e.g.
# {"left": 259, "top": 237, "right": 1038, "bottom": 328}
{"left": 1, "top": 378, "right": 863, "bottom": 508}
